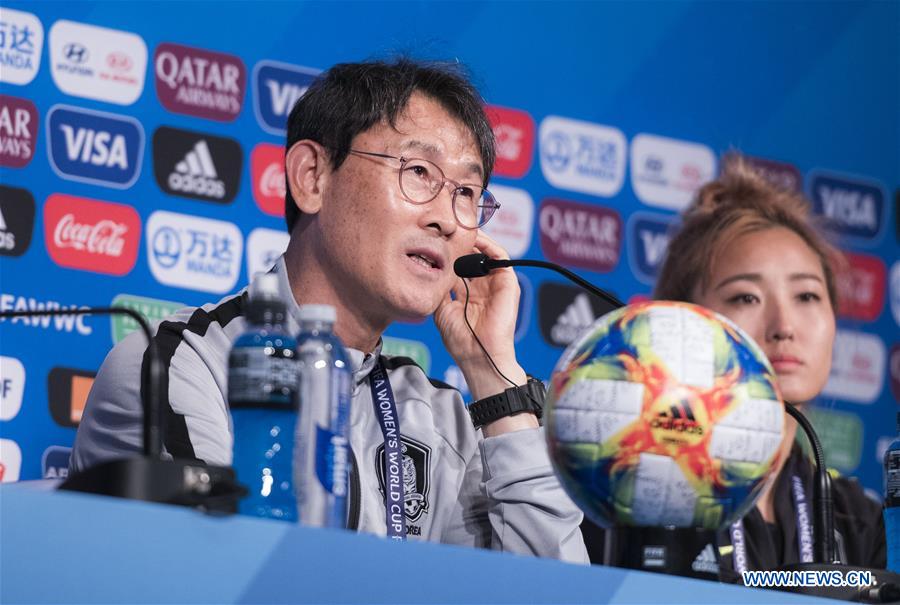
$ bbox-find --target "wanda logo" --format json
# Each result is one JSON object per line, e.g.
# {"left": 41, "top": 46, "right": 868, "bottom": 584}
{"left": 106, "top": 52, "right": 133, "bottom": 72}
{"left": 44, "top": 194, "right": 140, "bottom": 276}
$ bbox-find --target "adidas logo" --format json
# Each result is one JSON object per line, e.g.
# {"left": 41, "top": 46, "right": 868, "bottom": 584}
{"left": 0, "top": 206, "right": 13, "bottom": 250}
{"left": 166, "top": 140, "right": 225, "bottom": 199}
{"left": 550, "top": 293, "right": 595, "bottom": 345}
{"left": 691, "top": 543, "right": 718, "bottom": 574}
{"left": 650, "top": 402, "right": 704, "bottom": 435}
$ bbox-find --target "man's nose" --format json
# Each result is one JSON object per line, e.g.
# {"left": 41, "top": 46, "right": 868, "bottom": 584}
{"left": 422, "top": 184, "right": 459, "bottom": 236}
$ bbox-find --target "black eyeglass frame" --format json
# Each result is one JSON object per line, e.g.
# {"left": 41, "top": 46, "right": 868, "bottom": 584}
{"left": 346, "top": 148, "right": 500, "bottom": 230}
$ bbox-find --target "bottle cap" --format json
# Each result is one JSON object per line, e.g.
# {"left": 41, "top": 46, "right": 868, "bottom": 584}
{"left": 249, "top": 273, "right": 280, "bottom": 301}
{"left": 298, "top": 304, "right": 336, "bottom": 324}
{"left": 246, "top": 273, "right": 286, "bottom": 324}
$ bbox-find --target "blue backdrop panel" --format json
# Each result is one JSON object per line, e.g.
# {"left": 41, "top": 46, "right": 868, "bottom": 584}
{"left": 0, "top": 1, "right": 897, "bottom": 501}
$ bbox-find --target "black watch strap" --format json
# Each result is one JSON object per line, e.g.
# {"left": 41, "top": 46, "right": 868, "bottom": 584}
{"left": 468, "top": 376, "right": 545, "bottom": 429}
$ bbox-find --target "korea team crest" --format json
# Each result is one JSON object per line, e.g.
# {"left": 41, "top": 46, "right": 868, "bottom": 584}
{"left": 375, "top": 435, "right": 431, "bottom": 523}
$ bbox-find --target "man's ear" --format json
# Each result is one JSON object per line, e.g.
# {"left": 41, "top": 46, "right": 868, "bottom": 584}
{"left": 285, "top": 140, "right": 330, "bottom": 215}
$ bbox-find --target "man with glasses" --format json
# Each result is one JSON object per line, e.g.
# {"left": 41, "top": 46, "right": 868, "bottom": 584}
{"left": 72, "top": 58, "right": 587, "bottom": 562}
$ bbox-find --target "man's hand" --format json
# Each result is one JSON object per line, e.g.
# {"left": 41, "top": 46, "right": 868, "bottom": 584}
{"left": 433, "top": 232, "right": 538, "bottom": 437}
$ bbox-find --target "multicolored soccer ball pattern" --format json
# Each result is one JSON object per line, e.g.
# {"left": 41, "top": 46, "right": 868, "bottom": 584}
{"left": 546, "top": 301, "right": 785, "bottom": 530}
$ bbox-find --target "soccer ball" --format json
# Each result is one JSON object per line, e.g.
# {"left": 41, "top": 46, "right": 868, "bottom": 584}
{"left": 545, "top": 300, "right": 784, "bottom": 530}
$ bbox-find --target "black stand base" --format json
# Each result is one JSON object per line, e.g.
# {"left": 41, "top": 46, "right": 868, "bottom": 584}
{"left": 603, "top": 526, "right": 720, "bottom": 581}
{"left": 59, "top": 456, "right": 246, "bottom": 514}
{"left": 770, "top": 564, "right": 900, "bottom": 603}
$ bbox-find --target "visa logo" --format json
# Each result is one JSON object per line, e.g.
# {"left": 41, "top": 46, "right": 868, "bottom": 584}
{"left": 47, "top": 104, "right": 144, "bottom": 189}
{"left": 253, "top": 60, "right": 320, "bottom": 135}
{"left": 811, "top": 173, "right": 884, "bottom": 240}
{"left": 60, "top": 124, "right": 128, "bottom": 168}
{"left": 628, "top": 214, "right": 675, "bottom": 285}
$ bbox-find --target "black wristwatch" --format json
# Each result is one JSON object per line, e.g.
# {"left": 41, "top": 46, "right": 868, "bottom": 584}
{"left": 468, "top": 376, "right": 545, "bottom": 429}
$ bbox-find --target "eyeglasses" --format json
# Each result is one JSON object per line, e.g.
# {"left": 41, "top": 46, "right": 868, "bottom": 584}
{"left": 347, "top": 149, "right": 500, "bottom": 230}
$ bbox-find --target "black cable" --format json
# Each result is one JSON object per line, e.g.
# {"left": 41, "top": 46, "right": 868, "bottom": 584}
{"left": 461, "top": 278, "right": 519, "bottom": 390}
{"left": 459, "top": 278, "right": 545, "bottom": 417}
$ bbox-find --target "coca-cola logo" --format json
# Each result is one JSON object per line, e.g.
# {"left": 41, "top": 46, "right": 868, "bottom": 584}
{"left": 836, "top": 251, "right": 886, "bottom": 322}
{"left": 53, "top": 214, "right": 128, "bottom": 257}
{"left": 486, "top": 105, "right": 534, "bottom": 179}
{"left": 251, "top": 142, "right": 286, "bottom": 217}
{"left": 260, "top": 164, "right": 285, "bottom": 198}
{"left": 44, "top": 194, "right": 140, "bottom": 275}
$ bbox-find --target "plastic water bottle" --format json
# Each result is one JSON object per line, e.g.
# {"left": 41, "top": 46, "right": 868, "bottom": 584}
{"left": 228, "top": 274, "right": 299, "bottom": 521}
{"left": 295, "top": 304, "right": 352, "bottom": 529}
{"left": 884, "top": 412, "right": 900, "bottom": 572}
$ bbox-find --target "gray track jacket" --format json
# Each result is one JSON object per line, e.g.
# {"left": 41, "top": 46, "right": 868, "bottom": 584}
{"left": 71, "top": 257, "right": 587, "bottom": 562}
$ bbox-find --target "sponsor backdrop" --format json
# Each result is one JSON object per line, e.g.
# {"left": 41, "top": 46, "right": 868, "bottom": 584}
{"left": 0, "top": 1, "right": 897, "bottom": 498}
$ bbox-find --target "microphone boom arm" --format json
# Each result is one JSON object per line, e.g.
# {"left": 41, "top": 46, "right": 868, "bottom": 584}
{"left": 0, "top": 307, "right": 163, "bottom": 459}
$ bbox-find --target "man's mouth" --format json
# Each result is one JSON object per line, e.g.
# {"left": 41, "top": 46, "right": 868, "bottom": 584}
{"left": 405, "top": 248, "right": 444, "bottom": 271}
{"left": 408, "top": 253, "right": 438, "bottom": 269}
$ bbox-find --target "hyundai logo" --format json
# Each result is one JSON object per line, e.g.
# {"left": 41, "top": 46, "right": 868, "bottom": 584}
{"left": 63, "top": 42, "right": 90, "bottom": 64}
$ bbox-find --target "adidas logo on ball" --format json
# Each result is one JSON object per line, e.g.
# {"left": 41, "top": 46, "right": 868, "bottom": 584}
{"left": 650, "top": 404, "right": 704, "bottom": 435}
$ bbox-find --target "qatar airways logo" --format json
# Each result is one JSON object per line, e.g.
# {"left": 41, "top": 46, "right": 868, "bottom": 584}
{"left": 250, "top": 143, "right": 286, "bottom": 216}
{"left": 539, "top": 198, "right": 621, "bottom": 272}
{"left": 44, "top": 194, "right": 140, "bottom": 275}
{"left": 155, "top": 42, "right": 246, "bottom": 122}
{"left": 0, "top": 94, "right": 38, "bottom": 168}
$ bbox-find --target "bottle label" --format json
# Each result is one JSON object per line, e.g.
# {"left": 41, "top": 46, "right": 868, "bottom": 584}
{"left": 887, "top": 450, "right": 900, "bottom": 502}
{"left": 228, "top": 346, "right": 297, "bottom": 407}
{"left": 315, "top": 424, "right": 348, "bottom": 497}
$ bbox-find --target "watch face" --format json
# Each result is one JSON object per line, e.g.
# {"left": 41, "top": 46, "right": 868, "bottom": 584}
{"left": 527, "top": 378, "right": 546, "bottom": 403}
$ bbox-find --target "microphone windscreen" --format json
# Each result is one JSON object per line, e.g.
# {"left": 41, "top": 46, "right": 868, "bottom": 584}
{"left": 454, "top": 253, "right": 491, "bottom": 278}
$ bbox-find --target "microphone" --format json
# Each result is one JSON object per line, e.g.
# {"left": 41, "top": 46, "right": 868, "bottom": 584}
{"left": 0, "top": 306, "right": 244, "bottom": 512}
{"left": 454, "top": 253, "right": 625, "bottom": 310}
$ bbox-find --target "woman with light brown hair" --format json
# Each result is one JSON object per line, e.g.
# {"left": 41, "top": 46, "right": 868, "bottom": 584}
{"left": 652, "top": 156, "right": 885, "bottom": 574}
